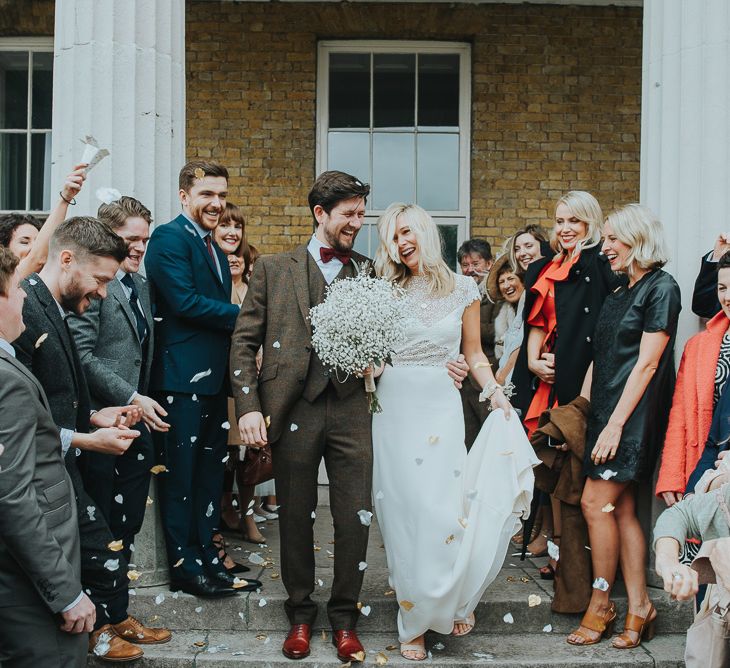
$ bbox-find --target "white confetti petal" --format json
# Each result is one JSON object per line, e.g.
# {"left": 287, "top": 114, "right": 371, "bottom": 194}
{"left": 87, "top": 506, "right": 96, "bottom": 521}
{"left": 242, "top": 386, "right": 250, "bottom": 394}
{"left": 248, "top": 552, "right": 265, "bottom": 565}
{"left": 311, "top": 511, "right": 316, "bottom": 519}
{"left": 528, "top": 594, "right": 542, "bottom": 607}
{"left": 190, "top": 369, "right": 212, "bottom": 383}
{"left": 195, "top": 606, "right": 202, "bottom": 613}
{"left": 357, "top": 509, "right": 373, "bottom": 526}
{"left": 192, "top": 394, "right": 198, "bottom": 402}
{"left": 114, "top": 494, "right": 123, "bottom": 504}
{"left": 92, "top": 631, "right": 113, "bottom": 656}
{"left": 155, "top": 593, "right": 165, "bottom": 605}
{"left": 233, "top": 369, "right": 242, "bottom": 377}
{"left": 205, "top": 502, "right": 214, "bottom": 517}
{"left": 375, "top": 490, "right": 384, "bottom": 500}
{"left": 272, "top": 341, "right": 281, "bottom": 348}
{"left": 290, "top": 423, "right": 298, "bottom": 432}
{"left": 593, "top": 577, "right": 609, "bottom": 591}
{"left": 600, "top": 469, "right": 618, "bottom": 480}
{"left": 137, "top": 453, "right": 144, "bottom": 461}
{"left": 547, "top": 540, "right": 560, "bottom": 562}
{"left": 221, "top": 421, "right": 230, "bottom": 430}
{"left": 190, "top": 436, "right": 197, "bottom": 443}
{"left": 238, "top": 612, "right": 245, "bottom": 621}
{"left": 103, "top": 559, "right": 119, "bottom": 571}
{"left": 360, "top": 605, "right": 371, "bottom": 616}
{"left": 258, "top": 598, "right": 267, "bottom": 607}
{"left": 154, "top": 317, "right": 163, "bottom": 322}
{"left": 166, "top": 396, "right": 173, "bottom": 404}
{"left": 358, "top": 561, "right": 368, "bottom": 571}
{"left": 601, "top": 503, "right": 615, "bottom": 513}
{"left": 503, "top": 612, "right": 514, "bottom": 624}
{"left": 95, "top": 186, "right": 121, "bottom": 205}
{"left": 542, "top": 624, "right": 553, "bottom": 633}
{"left": 317, "top": 578, "right": 324, "bottom": 587}
{"left": 28, "top": 278, "right": 37, "bottom": 285}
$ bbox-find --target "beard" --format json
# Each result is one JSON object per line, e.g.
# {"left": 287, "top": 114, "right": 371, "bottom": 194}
{"left": 60, "top": 276, "right": 93, "bottom": 315}
{"left": 189, "top": 201, "right": 221, "bottom": 230}
{"left": 324, "top": 225, "right": 356, "bottom": 253}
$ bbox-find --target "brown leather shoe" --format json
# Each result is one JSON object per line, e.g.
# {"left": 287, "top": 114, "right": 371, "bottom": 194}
{"left": 112, "top": 615, "right": 172, "bottom": 645}
{"left": 282, "top": 623, "right": 311, "bottom": 660}
{"left": 332, "top": 629, "right": 365, "bottom": 663}
{"left": 88, "top": 625, "right": 144, "bottom": 662}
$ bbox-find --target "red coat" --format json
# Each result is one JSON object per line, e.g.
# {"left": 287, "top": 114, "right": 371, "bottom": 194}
{"left": 655, "top": 311, "right": 729, "bottom": 496}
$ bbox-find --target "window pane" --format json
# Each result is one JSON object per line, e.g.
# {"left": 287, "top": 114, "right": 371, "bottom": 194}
{"left": 418, "top": 54, "right": 459, "bottom": 127}
{"left": 373, "top": 54, "right": 415, "bottom": 128}
{"left": 329, "top": 53, "right": 370, "bottom": 129}
{"left": 30, "top": 133, "right": 51, "bottom": 210}
{"left": 0, "top": 133, "right": 27, "bottom": 209}
{"left": 0, "top": 51, "right": 29, "bottom": 129}
{"left": 417, "top": 133, "right": 459, "bottom": 211}
{"left": 32, "top": 51, "right": 53, "bottom": 129}
{"left": 437, "top": 224, "right": 459, "bottom": 271}
{"left": 353, "top": 222, "right": 376, "bottom": 258}
{"left": 327, "top": 131, "right": 370, "bottom": 186}
{"left": 372, "top": 132, "right": 414, "bottom": 210}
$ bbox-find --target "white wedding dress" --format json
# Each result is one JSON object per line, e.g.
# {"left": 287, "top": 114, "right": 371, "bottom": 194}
{"left": 372, "top": 274, "right": 540, "bottom": 642}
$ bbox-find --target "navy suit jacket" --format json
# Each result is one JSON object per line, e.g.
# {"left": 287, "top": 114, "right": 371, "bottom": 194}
{"left": 144, "top": 214, "right": 239, "bottom": 396}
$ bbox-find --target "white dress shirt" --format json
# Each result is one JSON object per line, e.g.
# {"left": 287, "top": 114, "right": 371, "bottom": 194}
{"left": 307, "top": 234, "right": 344, "bottom": 285}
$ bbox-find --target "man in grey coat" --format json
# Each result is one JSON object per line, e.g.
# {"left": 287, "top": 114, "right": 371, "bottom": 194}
{"left": 0, "top": 246, "right": 95, "bottom": 667}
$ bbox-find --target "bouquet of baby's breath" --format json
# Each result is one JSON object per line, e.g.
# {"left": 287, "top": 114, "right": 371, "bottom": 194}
{"left": 309, "top": 263, "right": 408, "bottom": 413}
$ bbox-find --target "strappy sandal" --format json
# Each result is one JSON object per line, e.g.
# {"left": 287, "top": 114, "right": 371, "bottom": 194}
{"left": 566, "top": 601, "right": 617, "bottom": 646}
{"left": 400, "top": 638, "right": 427, "bottom": 661}
{"left": 212, "top": 534, "right": 250, "bottom": 574}
{"left": 451, "top": 613, "right": 476, "bottom": 637}
{"left": 612, "top": 604, "right": 657, "bottom": 649}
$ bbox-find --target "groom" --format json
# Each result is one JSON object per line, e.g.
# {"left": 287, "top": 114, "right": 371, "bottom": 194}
{"left": 231, "top": 171, "right": 373, "bottom": 662}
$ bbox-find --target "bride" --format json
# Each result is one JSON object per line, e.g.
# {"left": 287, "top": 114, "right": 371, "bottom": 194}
{"left": 371, "top": 203, "right": 539, "bottom": 660}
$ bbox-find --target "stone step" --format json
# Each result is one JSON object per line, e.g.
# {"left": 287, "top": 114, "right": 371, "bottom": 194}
{"left": 88, "top": 629, "right": 687, "bottom": 667}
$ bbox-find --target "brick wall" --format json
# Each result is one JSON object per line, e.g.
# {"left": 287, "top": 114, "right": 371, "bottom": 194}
{"left": 0, "top": 0, "right": 54, "bottom": 36}
{"left": 190, "top": 2, "right": 640, "bottom": 252}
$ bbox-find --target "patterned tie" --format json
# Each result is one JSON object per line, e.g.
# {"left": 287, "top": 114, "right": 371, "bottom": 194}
{"left": 120, "top": 273, "right": 148, "bottom": 343}
{"left": 205, "top": 233, "right": 216, "bottom": 262}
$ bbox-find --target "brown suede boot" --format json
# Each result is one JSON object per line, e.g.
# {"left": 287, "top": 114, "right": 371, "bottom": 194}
{"left": 88, "top": 624, "right": 144, "bottom": 662}
{"left": 112, "top": 615, "right": 172, "bottom": 644}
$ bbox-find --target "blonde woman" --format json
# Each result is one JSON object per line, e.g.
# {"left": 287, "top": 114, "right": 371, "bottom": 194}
{"left": 371, "top": 203, "right": 539, "bottom": 661}
{"left": 567, "top": 205, "right": 681, "bottom": 648}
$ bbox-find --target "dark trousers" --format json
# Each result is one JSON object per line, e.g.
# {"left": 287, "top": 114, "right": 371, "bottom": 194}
{"left": 153, "top": 390, "right": 228, "bottom": 581}
{"left": 0, "top": 603, "right": 87, "bottom": 668}
{"left": 273, "top": 385, "right": 372, "bottom": 629}
{"left": 460, "top": 380, "right": 490, "bottom": 451}
{"left": 65, "top": 454, "right": 129, "bottom": 628}
{"left": 79, "top": 424, "right": 153, "bottom": 565}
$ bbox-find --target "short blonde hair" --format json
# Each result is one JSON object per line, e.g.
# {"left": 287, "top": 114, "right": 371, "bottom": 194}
{"left": 374, "top": 203, "right": 455, "bottom": 297}
{"left": 605, "top": 203, "right": 669, "bottom": 275}
{"left": 552, "top": 191, "right": 603, "bottom": 260}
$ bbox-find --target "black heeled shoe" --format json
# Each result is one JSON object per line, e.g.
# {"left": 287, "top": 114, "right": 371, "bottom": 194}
{"left": 212, "top": 534, "right": 251, "bottom": 574}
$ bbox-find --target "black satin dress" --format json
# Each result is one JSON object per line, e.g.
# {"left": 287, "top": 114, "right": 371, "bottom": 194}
{"left": 585, "top": 269, "right": 682, "bottom": 483}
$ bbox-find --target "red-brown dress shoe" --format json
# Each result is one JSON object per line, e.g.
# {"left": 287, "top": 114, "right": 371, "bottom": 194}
{"left": 282, "top": 623, "right": 311, "bottom": 660}
{"left": 332, "top": 629, "right": 365, "bottom": 663}
{"left": 112, "top": 615, "right": 172, "bottom": 644}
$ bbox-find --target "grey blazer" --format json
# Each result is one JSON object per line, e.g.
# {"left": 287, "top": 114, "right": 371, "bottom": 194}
{"left": 68, "top": 273, "right": 154, "bottom": 407}
{"left": 0, "top": 348, "right": 82, "bottom": 613}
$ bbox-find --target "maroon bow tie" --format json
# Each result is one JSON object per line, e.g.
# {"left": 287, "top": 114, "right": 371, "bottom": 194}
{"left": 319, "top": 247, "right": 352, "bottom": 265}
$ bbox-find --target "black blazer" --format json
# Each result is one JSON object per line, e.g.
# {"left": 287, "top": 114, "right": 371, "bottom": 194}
{"left": 512, "top": 245, "right": 622, "bottom": 414}
{"left": 13, "top": 274, "right": 91, "bottom": 435}
{"left": 692, "top": 255, "right": 721, "bottom": 319}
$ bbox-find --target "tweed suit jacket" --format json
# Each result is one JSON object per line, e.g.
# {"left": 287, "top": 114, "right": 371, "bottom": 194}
{"left": 230, "top": 243, "right": 370, "bottom": 445}
{"left": 0, "top": 348, "right": 82, "bottom": 613}
{"left": 13, "top": 274, "right": 91, "bottom": 434}
{"left": 67, "top": 274, "right": 154, "bottom": 408}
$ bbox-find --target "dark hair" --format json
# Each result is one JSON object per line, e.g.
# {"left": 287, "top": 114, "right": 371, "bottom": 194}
{"left": 179, "top": 160, "right": 229, "bottom": 193}
{"left": 244, "top": 244, "right": 260, "bottom": 285}
{"left": 0, "top": 246, "right": 19, "bottom": 296}
{"left": 719, "top": 251, "right": 730, "bottom": 272}
{"left": 308, "top": 171, "right": 370, "bottom": 227}
{"left": 218, "top": 202, "right": 251, "bottom": 282}
{"left": 0, "top": 213, "right": 42, "bottom": 248}
{"left": 97, "top": 196, "right": 153, "bottom": 230}
{"left": 50, "top": 216, "right": 128, "bottom": 263}
{"left": 496, "top": 259, "right": 518, "bottom": 282}
{"left": 457, "top": 238, "right": 493, "bottom": 263}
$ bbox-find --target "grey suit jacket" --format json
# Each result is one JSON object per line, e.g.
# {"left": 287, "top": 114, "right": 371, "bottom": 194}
{"left": 0, "top": 348, "right": 82, "bottom": 613}
{"left": 67, "top": 273, "right": 154, "bottom": 407}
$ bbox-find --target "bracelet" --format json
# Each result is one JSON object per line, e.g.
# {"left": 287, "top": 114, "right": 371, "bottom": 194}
{"left": 478, "top": 380, "right": 515, "bottom": 404}
{"left": 59, "top": 191, "right": 76, "bottom": 205}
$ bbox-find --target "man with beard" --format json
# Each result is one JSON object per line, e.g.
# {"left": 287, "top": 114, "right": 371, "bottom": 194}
{"left": 12, "top": 217, "right": 168, "bottom": 662}
{"left": 145, "top": 161, "right": 260, "bottom": 597}
{"left": 457, "top": 238, "right": 498, "bottom": 449}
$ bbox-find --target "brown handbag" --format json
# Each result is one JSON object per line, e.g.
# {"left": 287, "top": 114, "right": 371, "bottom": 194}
{"left": 241, "top": 444, "right": 274, "bottom": 486}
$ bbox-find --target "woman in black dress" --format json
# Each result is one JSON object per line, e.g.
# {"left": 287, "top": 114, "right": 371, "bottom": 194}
{"left": 567, "top": 204, "right": 681, "bottom": 649}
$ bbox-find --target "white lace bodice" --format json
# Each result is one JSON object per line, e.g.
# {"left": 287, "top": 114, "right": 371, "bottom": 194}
{"left": 391, "top": 274, "right": 480, "bottom": 367}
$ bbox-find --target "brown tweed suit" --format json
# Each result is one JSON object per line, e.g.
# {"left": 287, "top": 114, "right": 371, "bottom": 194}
{"left": 230, "top": 243, "right": 372, "bottom": 629}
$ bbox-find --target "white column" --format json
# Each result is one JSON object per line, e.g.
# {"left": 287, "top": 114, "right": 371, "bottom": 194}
{"left": 51, "top": 0, "right": 185, "bottom": 226}
{"left": 641, "top": 0, "right": 730, "bottom": 344}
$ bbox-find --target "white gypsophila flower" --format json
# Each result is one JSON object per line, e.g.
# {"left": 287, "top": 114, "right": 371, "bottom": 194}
{"left": 309, "top": 266, "right": 408, "bottom": 377}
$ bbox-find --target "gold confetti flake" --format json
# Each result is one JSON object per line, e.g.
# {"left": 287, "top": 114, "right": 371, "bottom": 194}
{"left": 474, "top": 361, "right": 491, "bottom": 369}
{"left": 350, "top": 650, "right": 366, "bottom": 662}
{"left": 255, "top": 633, "right": 268, "bottom": 641}
{"left": 127, "top": 570, "right": 141, "bottom": 581}
{"left": 399, "top": 600, "right": 415, "bottom": 611}
{"left": 148, "top": 615, "right": 159, "bottom": 622}
{"left": 428, "top": 435, "right": 439, "bottom": 444}
{"left": 356, "top": 601, "right": 363, "bottom": 610}
{"left": 601, "top": 503, "right": 615, "bottom": 513}
{"left": 386, "top": 644, "right": 398, "bottom": 651}
{"left": 321, "top": 630, "right": 328, "bottom": 641}
{"left": 375, "top": 653, "right": 389, "bottom": 666}
{"left": 265, "top": 416, "right": 271, "bottom": 428}
{"left": 384, "top": 589, "right": 395, "bottom": 596}
{"left": 193, "top": 640, "right": 207, "bottom": 648}
{"left": 445, "top": 534, "right": 455, "bottom": 544}
{"left": 458, "top": 518, "right": 468, "bottom": 529}
{"left": 146, "top": 496, "right": 153, "bottom": 506}
{"left": 270, "top": 573, "right": 280, "bottom": 579}
{"left": 34, "top": 333, "right": 48, "bottom": 348}
{"left": 520, "top": 576, "right": 530, "bottom": 583}
{"left": 231, "top": 578, "right": 250, "bottom": 588}
{"left": 150, "top": 464, "right": 167, "bottom": 475}
{"left": 173, "top": 558, "right": 184, "bottom": 568}
{"left": 193, "top": 167, "right": 205, "bottom": 179}
{"left": 528, "top": 594, "right": 542, "bottom": 607}
{"left": 107, "top": 540, "right": 123, "bottom": 552}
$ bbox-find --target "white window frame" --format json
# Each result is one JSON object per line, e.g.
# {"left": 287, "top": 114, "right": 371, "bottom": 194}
{"left": 0, "top": 37, "right": 54, "bottom": 214}
{"left": 316, "top": 40, "right": 471, "bottom": 261}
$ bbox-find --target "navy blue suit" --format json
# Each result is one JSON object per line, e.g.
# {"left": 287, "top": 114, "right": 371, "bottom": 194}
{"left": 144, "top": 214, "right": 239, "bottom": 581}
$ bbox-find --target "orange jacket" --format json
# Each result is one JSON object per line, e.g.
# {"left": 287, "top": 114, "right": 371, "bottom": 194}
{"left": 655, "top": 311, "right": 729, "bottom": 496}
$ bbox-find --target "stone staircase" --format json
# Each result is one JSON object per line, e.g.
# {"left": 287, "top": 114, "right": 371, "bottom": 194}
{"left": 90, "top": 505, "right": 691, "bottom": 667}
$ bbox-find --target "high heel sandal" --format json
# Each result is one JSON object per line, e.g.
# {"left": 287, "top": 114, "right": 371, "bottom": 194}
{"left": 212, "top": 534, "right": 250, "bottom": 574}
{"left": 566, "top": 601, "right": 617, "bottom": 646}
{"left": 400, "top": 637, "right": 426, "bottom": 661}
{"left": 612, "top": 604, "right": 656, "bottom": 649}
{"left": 451, "top": 613, "right": 476, "bottom": 637}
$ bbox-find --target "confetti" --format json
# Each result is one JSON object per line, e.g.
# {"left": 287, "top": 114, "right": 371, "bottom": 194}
{"left": 311, "top": 511, "right": 316, "bottom": 519}
{"left": 375, "top": 652, "right": 388, "bottom": 665}
{"left": 34, "top": 333, "right": 48, "bottom": 348}
{"left": 317, "top": 579, "right": 324, "bottom": 587}
{"left": 192, "top": 394, "right": 197, "bottom": 401}
{"left": 503, "top": 612, "right": 514, "bottom": 624}
{"left": 453, "top": 470, "right": 461, "bottom": 478}
{"left": 221, "top": 421, "right": 230, "bottom": 430}
{"left": 194, "top": 167, "right": 205, "bottom": 179}
{"left": 360, "top": 605, "right": 371, "bottom": 616}
{"left": 205, "top": 502, "right": 214, "bottom": 517}
{"left": 155, "top": 593, "right": 165, "bottom": 605}
{"left": 190, "top": 369, "right": 212, "bottom": 383}
{"left": 357, "top": 510, "right": 373, "bottom": 526}
{"left": 107, "top": 540, "right": 123, "bottom": 552}
{"left": 290, "top": 423, "right": 298, "bottom": 432}
{"left": 166, "top": 396, "right": 173, "bottom": 404}
{"left": 458, "top": 518, "right": 468, "bottom": 529}
{"left": 193, "top": 640, "right": 207, "bottom": 648}
{"left": 173, "top": 558, "right": 184, "bottom": 568}
{"left": 87, "top": 506, "right": 96, "bottom": 521}
{"left": 96, "top": 186, "right": 121, "bottom": 204}
{"left": 415, "top": 458, "right": 423, "bottom": 466}
{"left": 432, "top": 642, "right": 445, "bottom": 651}
{"left": 248, "top": 552, "right": 265, "bottom": 565}
{"left": 272, "top": 341, "right": 281, "bottom": 348}
{"left": 150, "top": 464, "right": 167, "bottom": 475}
{"left": 222, "top": 455, "right": 229, "bottom": 463}
{"left": 114, "top": 494, "right": 123, "bottom": 504}
{"left": 154, "top": 317, "right": 163, "bottom": 322}
{"left": 127, "top": 570, "right": 140, "bottom": 581}
{"left": 190, "top": 436, "right": 197, "bottom": 443}
{"left": 242, "top": 386, "right": 250, "bottom": 394}
{"left": 547, "top": 540, "right": 560, "bottom": 562}
{"left": 528, "top": 594, "right": 542, "bottom": 607}
{"left": 238, "top": 612, "right": 245, "bottom": 621}
{"left": 350, "top": 650, "right": 366, "bottom": 662}
{"left": 146, "top": 496, "right": 153, "bottom": 506}
{"left": 233, "top": 369, "right": 242, "bottom": 376}
{"left": 601, "top": 503, "right": 615, "bottom": 513}
{"left": 194, "top": 606, "right": 202, "bottom": 613}
{"left": 28, "top": 278, "right": 37, "bottom": 285}
{"left": 593, "top": 577, "right": 609, "bottom": 591}
{"left": 265, "top": 416, "right": 271, "bottom": 427}
{"left": 599, "top": 469, "right": 618, "bottom": 480}
{"left": 542, "top": 624, "right": 553, "bottom": 633}
{"left": 386, "top": 644, "right": 399, "bottom": 651}
{"left": 375, "top": 490, "right": 384, "bottom": 500}
{"left": 258, "top": 598, "right": 267, "bottom": 607}
{"left": 428, "top": 435, "right": 439, "bottom": 444}
{"left": 400, "top": 600, "right": 415, "bottom": 611}
{"left": 103, "top": 559, "right": 119, "bottom": 571}
{"left": 358, "top": 561, "right": 368, "bottom": 571}
{"left": 445, "top": 534, "right": 455, "bottom": 544}
{"left": 137, "top": 453, "right": 145, "bottom": 461}
{"left": 92, "top": 631, "right": 113, "bottom": 656}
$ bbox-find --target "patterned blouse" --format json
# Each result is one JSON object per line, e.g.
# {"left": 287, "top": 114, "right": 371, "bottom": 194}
{"left": 714, "top": 332, "right": 730, "bottom": 407}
